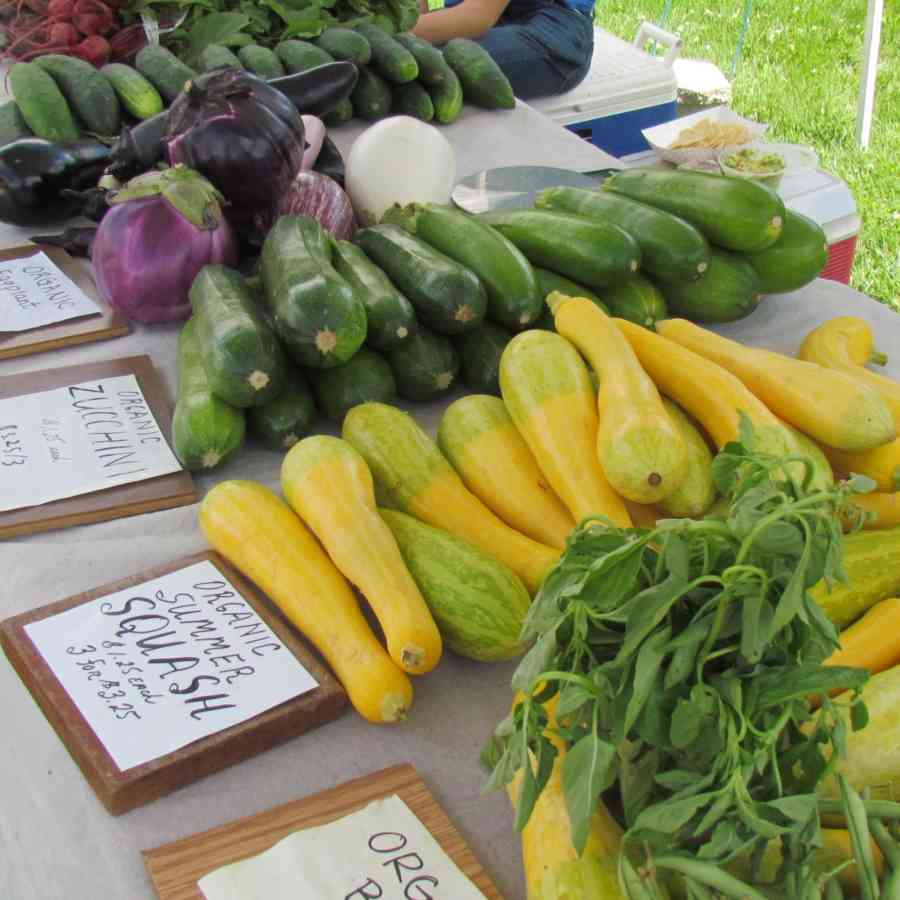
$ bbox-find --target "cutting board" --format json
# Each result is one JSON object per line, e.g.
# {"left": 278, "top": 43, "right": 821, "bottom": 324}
{"left": 143, "top": 763, "right": 503, "bottom": 900}
{"left": 0, "top": 244, "right": 129, "bottom": 359}
{"left": 0, "top": 354, "right": 195, "bottom": 537}
{"left": 0, "top": 551, "right": 348, "bottom": 814}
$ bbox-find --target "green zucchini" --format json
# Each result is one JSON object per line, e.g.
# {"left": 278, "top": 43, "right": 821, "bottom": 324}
{"left": 533, "top": 267, "right": 608, "bottom": 319}
{"left": 394, "top": 33, "right": 451, "bottom": 86}
{"left": 390, "top": 81, "right": 434, "bottom": 121}
{"left": 355, "top": 22, "right": 418, "bottom": 83}
{"left": 427, "top": 67, "right": 464, "bottom": 124}
{"left": 34, "top": 54, "right": 120, "bottom": 136}
{"left": 405, "top": 203, "right": 542, "bottom": 330}
{"left": 190, "top": 265, "right": 288, "bottom": 408}
{"left": 655, "top": 247, "right": 762, "bottom": 323}
{"left": 8, "top": 63, "right": 79, "bottom": 142}
{"left": 261, "top": 215, "right": 368, "bottom": 368}
{"left": 0, "top": 101, "right": 31, "bottom": 144}
{"left": 454, "top": 321, "right": 512, "bottom": 396}
{"left": 100, "top": 64, "right": 164, "bottom": 120}
{"left": 247, "top": 370, "right": 317, "bottom": 450}
{"left": 351, "top": 66, "right": 392, "bottom": 120}
{"left": 135, "top": 45, "right": 198, "bottom": 103}
{"left": 603, "top": 167, "right": 786, "bottom": 253}
{"left": 477, "top": 208, "right": 641, "bottom": 289}
{"left": 354, "top": 224, "right": 487, "bottom": 335}
{"left": 172, "top": 318, "right": 246, "bottom": 471}
{"left": 275, "top": 40, "right": 334, "bottom": 73}
{"left": 387, "top": 325, "right": 459, "bottom": 401}
{"left": 535, "top": 185, "right": 711, "bottom": 283}
{"left": 311, "top": 347, "right": 397, "bottom": 422}
{"left": 379, "top": 508, "right": 530, "bottom": 661}
{"left": 603, "top": 274, "right": 668, "bottom": 329}
{"left": 331, "top": 239, "right": 417, "bottom": 351}
{"left": 237, "top": 45, "right": 285, "bottom": 79}
{"left": 315, "top": 27, "right": 372, "bottom": 65}
{"left": 744, "top": 209, "right": 829, "bottom": 294}
{"left": 323, "top": 96, "right": 355, "bottom": 126}
{"left": 197, "top": 44, "right": 243, "bottom": 73}
{"left": 442, "top": 37, "right": 514, "bottom": 109}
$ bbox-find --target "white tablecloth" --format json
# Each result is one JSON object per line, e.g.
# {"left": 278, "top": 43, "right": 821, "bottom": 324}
{"left": 0, "top": 108, "right": 898, "bottom": 900}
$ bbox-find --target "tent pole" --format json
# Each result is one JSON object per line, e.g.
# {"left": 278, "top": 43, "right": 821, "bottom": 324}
{"left": 856, "top": 0, "right": 884, "bottom": 149}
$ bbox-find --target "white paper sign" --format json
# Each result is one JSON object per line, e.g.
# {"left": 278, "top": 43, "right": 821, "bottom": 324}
{"left": 25, "top": 560, "right": 319, "bottom": 771}
{"left": 198, "top": 794, "right": 487, "bottom": 900}
{"left": 0, "top": 251, "right": 101, "bottom": 332}
{"left": 0, "top": 373, "right": 183, "bottom": 513}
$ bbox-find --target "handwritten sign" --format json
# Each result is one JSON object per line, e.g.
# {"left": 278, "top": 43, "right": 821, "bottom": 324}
{"left": 0, "top": 373, "right": 183, "bottom": 513}
{"left": 198, "top": 794, "right": 487, "bottom": 900}
{"left": 0, "top": 251, "right": 101, "bottom": 332}
{"left": 24, "top": 560, "right": 319, "bottom": 771}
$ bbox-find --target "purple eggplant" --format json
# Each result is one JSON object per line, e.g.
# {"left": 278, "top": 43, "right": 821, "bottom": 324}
{"left": 279, "top": 170, "right": 356, "bottom": 240}
{"left": 92, "top": 166, "right": 238, "bottom": 324}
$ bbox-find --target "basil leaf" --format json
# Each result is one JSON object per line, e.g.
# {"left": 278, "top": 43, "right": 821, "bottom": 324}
{"left": 633, "top": 790, "right": 720, "bottom": 836}
{"left": 622, "top": 627, "right": 670, "bottom": 738}
{"left": 511, "top": 627, "right": 559, "bottom": 693}
{"left": 562, "top": 733, "right": 617, "bottom": 854}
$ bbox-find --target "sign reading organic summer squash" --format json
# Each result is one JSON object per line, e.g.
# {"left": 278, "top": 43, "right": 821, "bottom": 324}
{"left": 25, "top": 560, "right": 320, "bottom": 771}
{"left": 0, "top": 373, "right": 181, "bottom": 512}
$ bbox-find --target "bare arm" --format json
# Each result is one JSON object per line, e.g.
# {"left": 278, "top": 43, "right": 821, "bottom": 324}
{"left": 412, "top": 0, "right": 509, "bottom": 42}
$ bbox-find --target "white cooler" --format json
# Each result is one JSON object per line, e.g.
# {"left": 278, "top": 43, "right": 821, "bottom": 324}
{"left": 527, "top": 21, "right": 681, "bottom": 158}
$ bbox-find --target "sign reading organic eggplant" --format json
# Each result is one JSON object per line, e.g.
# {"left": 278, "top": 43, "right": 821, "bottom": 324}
{"left": 0, "top": 373, "right": 182, "bottom": 513}
{"left": 24, "top": 560, "right": 320, "bottom": 772}
{"left": 0, "top": 251, "right": 101, "bottom": 332}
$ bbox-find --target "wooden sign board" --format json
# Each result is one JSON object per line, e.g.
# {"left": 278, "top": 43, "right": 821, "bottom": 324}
{"left": 0, "top": 354, "right": 195, "bottom": 538}
{"left": 143, "top": 763, "right": 504, "bottom": 900}
{"left": 0, "top": 244, "right": 129, "bottom": 359}
{"left": 0, "top": 551, "right": 348, "bottom": 815}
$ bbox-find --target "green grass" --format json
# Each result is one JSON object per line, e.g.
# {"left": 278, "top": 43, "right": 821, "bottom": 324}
{"left": 598, "top": 1, "right": 899, "bottom": 308}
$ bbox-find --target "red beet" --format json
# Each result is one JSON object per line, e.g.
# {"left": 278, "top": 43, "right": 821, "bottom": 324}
{"left": 48, "top": 22, "right": 79, "bottom": 45}
{"left": 47, "top": 0, "right": 73, "bottom": 17}
{"left": 72, "top": 0, "right": 114, "bottom": 36}
{"left": 109, "top": 22, "right": 147, "bottom": 63}
{"left": 72, "top": 34, "right": 110, "bottom": 65}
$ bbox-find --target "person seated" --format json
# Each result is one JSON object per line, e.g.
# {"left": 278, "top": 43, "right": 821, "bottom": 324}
{"left": 413, "top": 0, "right": 595, "bottom": 100}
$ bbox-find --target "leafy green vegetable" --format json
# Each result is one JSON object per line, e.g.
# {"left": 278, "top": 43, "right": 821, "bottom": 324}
{"left": 483, "top": 419, "right": 878, "bottom": 897}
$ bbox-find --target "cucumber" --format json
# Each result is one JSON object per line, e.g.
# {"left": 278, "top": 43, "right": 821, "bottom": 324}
{"left": 394, "top": 33, "right": 451, "bottom": 86}
{"left": 100, "top": 64, "right": 164, "bottom": 120}
{"left": 197, "top": 44, "right": 243, "bottom": 73}
{"left": 190, "top": 265, "right": 288, "bottom": 408}
{"left": 311, "top": 347, "right": 397, "bottom": 422}
{"left": 477, "top": 208, "right": 641, "bottom": 289}
{"left": 315, "top": 27, "right": 372, "bottom": 65}
{"left": 379, "top": 508, "right": 530, "bottom": 661}
{"left": 172, "top": 318, "right": 246, "bottom": 471}
{"left": 427, "top": 67, "right": 463, "bottom": 124}
{"left": 0, "top": 101, "right": 31, "bottom": 144}
{"left": 351, "top": 66, "right": 392, "bottom": 120}
{"left": 744, "top": 209, "right": 829, "bottom": 294}
{"left": 238, "top": 44, "right": 286, "bottom": 79}
{"left": 355, "top": 23, "right": 418, "bottom": 83}
{"left": 454, "top": 321, "right": 512, "bottom": 396}
{"left": 408, "top": 203, "right": 542, "bottom": 329}
{"left": 275, "top": 40, "right": 334, "bottom": 73}
{"left": 655, "top": 247, "right": 762, "bottom": 323}
{"left": 323, "top": 96, "right": 355, "bottom": 126}
{"left": 535, "top": 185, "right": 711, "bottom": 283}
{"left": 533, "top": 267, "right": 608, "bottom": 315}
{"left": 34, "top": 54, "right": 121, "bottom": 136}
{"left": 8, "top": 63, "right": 79, "bottom": 142}
{"left": 331, "top": 239, "right": 417, "bottom": 351}
{"left": 603, "top": 274, "right": 667, "bottom": 329}
{"left": 604, "top": 167, "right": 786, "bottom": 253}
{"left": 442, "top": 37, "right": 514, "bottom": 110}
{"left": 247, "top": 370, "right": 317, "bottom": 450}
{"left": 354, "top": 224, "right": 487, "bottom": 335}
{"left": 261, "top": 215, "right": 367, "bottom": 368}
{"left": 135, "top": 45, "right": 198, "bottom": 103}
{"left": 390, "top": 81, "right": 434, "bottom": 121}
{"left": 388, "top": 325, "right": 459, "bottom": 401}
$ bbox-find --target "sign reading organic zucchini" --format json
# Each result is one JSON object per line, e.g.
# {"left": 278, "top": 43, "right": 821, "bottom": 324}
{"left": 198, "top": 795, "right": 486, "bottom": 900}
{"left": 0, "top": 373, "right": 181, "bottom": 512}
{"left": 0, "top": 251, "right": 101, "bottom": 332}
{"left": 24, "top": 560, "right": 320, "bottom": 772}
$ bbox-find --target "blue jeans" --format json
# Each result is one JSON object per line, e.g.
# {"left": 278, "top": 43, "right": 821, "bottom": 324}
{"left": 475, "top": 2, "right": 594, "bottom": 100}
